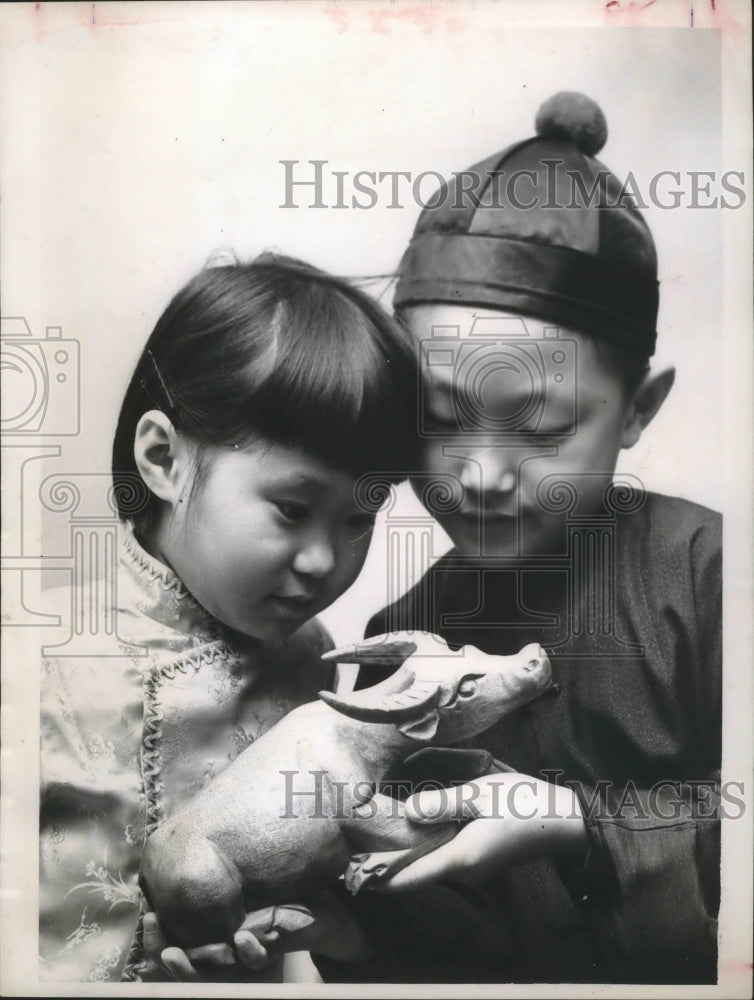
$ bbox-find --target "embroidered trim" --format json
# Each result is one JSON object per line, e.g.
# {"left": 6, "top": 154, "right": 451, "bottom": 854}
{"left": 123, "top": 664, "right": 168, "bottom": 981}
{"left": 124, "top": 639, "right": 245, "bottom": 980}
{"left": 142, "top": 668, "right": 165, "bottom": 835}
{"left": 141, "top": 641, "right": 244, "bottom": 835}
{"left": 160, "top": 641, "right": 242, "bottom": 680}
{"left": 121, "top": 895, "right": 147, "bottom": 982}
{"left": 122, "top": 527, "right": 191, "bottom": 599}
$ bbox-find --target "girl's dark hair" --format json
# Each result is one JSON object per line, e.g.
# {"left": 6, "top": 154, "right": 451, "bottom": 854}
{"left": 112, "top": 253, "right": 419, "bottom": 531}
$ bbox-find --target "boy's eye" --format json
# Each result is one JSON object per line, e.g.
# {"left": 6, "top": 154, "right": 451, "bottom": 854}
{"left": 274, "top": 500, "right": 310, "bottom": 524}
{"left": 524, "top": 434, "right": 559, "bottom": 447}
{"left": 517, "top": 429, "right": 569, "bottom": 446}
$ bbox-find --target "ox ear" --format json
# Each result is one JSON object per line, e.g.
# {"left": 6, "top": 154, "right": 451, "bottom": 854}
{"left": 397, "top": 708, "right": 440, "bottom": 742}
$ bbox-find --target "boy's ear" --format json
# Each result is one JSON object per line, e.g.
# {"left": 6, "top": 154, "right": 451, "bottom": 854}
{"left": 621, "top": 366, "right": 675, "bottom": 449}
{"left": 133, "top": 410, "right": 192, "bottom": 505}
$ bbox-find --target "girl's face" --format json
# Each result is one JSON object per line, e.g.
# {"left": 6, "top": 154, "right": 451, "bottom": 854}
{"left": 156, "top": 439, "right": 376, "bottom": 641}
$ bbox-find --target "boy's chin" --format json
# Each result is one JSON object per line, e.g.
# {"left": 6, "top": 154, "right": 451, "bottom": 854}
{"left": 444, "top": 515, "right": 563, "bottom": 559}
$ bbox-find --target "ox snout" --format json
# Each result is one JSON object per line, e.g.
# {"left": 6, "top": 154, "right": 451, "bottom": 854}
{"left": 515, "top": 643, "right": 553, "bottom": 694}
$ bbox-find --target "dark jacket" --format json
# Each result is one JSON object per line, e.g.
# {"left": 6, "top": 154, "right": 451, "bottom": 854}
{"left": 316, "top": 493, "right": 722, "bottom": 984}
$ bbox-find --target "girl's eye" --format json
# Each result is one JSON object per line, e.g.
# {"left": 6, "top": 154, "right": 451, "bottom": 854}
{"left": 424, "top": 410, "right": 460, "bottom": 434}
{"left": 274, "top": 501, "right": 310, "bottom": 524}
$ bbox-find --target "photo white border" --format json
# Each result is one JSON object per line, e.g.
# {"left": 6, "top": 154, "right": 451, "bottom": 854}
{"left": 1, "top": 1, "right": 751, "bottom": 997}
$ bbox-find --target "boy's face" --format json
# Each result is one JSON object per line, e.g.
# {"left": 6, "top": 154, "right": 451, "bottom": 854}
{"left": 406, "top": 304, "right": 638, "bottom": 558}
{"left": 157, "top": 439, "right": 375, "bottom": 641}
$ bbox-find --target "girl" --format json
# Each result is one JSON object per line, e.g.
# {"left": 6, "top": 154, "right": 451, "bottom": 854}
{"left": 39, "top": 252, "right": 419, "bottom": 982}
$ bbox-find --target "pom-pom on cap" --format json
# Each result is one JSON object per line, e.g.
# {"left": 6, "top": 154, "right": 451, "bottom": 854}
{"left": 535, "top": 91, "right": 608, "bottom": 156}
{"left": 395, "top": 91, "right": 659, "bottom": 356}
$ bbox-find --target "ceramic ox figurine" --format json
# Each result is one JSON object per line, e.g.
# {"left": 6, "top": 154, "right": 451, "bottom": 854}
{"left": 140, "top": 632, "right": 552, "bottom": 951}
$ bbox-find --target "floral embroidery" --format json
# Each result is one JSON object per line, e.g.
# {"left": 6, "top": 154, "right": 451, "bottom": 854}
{"left": 65, "top": 851, "right": 140, "bottom": 913}
{"left": 77, "top": 733, "right": 118, "bottom": 783}
{"left": 55, "top": 691, "right": 76, "bottom": 726}
{"left": 81, "top": 735, "right": 116, "bottom": 761}
{"left": 123, "top": 824, "right": 142, "bottom": 847}
{"left": 228, "top": 723, "right": 258, "bottom": 759}
{"left": 89, "top": 945, "right": 123, "bottom": 982}
{"left": 61, "top": 908, "right": 101, "bottom": 952}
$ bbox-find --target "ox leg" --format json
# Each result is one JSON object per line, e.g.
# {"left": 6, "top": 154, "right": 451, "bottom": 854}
{"left": 141, "top": 836, "right": 245, "bottom": 950}
{"left": 340, "top": 791, "right": 457, "bottom": 895}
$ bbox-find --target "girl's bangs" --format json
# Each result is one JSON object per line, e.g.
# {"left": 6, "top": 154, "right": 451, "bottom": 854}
{"left": 231, "top": 292, "right": 418, "bottom": 479}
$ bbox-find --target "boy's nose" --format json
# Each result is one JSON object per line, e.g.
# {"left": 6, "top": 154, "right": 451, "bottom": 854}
{"left": 292, "top": 536, "right": 336, "bottom": 578}
{"left": 460, "top": 448, "right": 517, "bottom": 499}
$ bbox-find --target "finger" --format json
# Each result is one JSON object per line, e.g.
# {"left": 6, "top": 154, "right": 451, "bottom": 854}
{"left": 268, "top": 904, "right": 315, "bottom": 935}
{"left": 185, "top": 943, "right": 236, "bottom": 966}
{"left": 161, "top": 947, "right": 199, "bottom": 982}
{"left": 404, "top": 784, "right": 485, "bottom": 823}
{"left": 233, "top": 929, "right": 270, "bottom": 971}
{"left": 141, "top": 911, "right": 166, "bottom": 959}
{"left": 237, "top": 906, "right": 275, "bottom": 938}
{"left": 369, "top": 838, "right": 467, "bottom": 893}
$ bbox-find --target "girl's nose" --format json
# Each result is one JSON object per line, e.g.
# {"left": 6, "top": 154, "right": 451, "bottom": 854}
{"left": 460, "top": 448, "right": 517, "bottom": 499}
{"left": 292, "top": 535, "right": 336, "bottom": 579}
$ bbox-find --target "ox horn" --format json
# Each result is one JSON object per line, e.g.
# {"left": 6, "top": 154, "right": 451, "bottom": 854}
{"left": 319, "top": 680, "right": 443, "bottom": 723}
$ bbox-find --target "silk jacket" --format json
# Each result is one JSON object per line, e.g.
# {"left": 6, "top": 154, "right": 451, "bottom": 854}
{"left": 39, "top": 525, "right": 333, "bottom": 982}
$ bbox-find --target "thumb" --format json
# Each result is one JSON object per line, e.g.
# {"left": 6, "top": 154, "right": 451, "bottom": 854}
{"left": 268, "top": 904, "right": 315, "bottom": 935}
{"left": 371, "top": 837, "right": 467, "bottom": 893}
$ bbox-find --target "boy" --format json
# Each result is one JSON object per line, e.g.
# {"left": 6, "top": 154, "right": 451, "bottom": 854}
{"left": 316, "top": 92, "right": 721, "bottom": 985}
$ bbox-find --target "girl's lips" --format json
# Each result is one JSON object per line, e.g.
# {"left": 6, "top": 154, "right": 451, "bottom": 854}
{"left": 266, "top": 593, "right": 316, "bottom": 617}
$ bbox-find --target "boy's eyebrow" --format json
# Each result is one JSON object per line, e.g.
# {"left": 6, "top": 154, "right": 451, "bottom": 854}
{"left": 425, "top": 379, "right": 576, "bottom": 432}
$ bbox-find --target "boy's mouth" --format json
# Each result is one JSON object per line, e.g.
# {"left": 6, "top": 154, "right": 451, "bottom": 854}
{"left": 457, "top": 507, "right": 518, "bottom": 524}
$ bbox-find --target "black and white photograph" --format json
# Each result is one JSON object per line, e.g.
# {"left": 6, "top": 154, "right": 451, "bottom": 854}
{"left": 1, "top": 1, "right": 752, "bottom": 995}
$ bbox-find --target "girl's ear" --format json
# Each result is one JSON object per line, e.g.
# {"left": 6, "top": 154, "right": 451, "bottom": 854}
{"left": 133, "top": 410, "right": 192, "bottom": 505}
{"left": 621, "top": 366, "right": 675, "bottom": 450}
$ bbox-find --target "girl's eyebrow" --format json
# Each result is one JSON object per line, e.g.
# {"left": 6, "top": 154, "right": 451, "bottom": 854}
{"left": 266, "top": 471, "right": 330, "bottom": 494}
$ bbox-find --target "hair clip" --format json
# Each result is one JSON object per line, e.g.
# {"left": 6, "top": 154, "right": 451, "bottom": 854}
{"left": 146, "top": 349, "right": 177, "bottom": 414}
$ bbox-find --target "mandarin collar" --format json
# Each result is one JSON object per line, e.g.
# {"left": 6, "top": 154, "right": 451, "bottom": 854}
{"left": 120, "top": 522, "right": 225, "bottom": 643}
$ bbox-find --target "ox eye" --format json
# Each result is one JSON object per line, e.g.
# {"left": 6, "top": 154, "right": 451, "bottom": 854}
{"left": 457, "top": 674, "right": 483, "bottom": 698}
